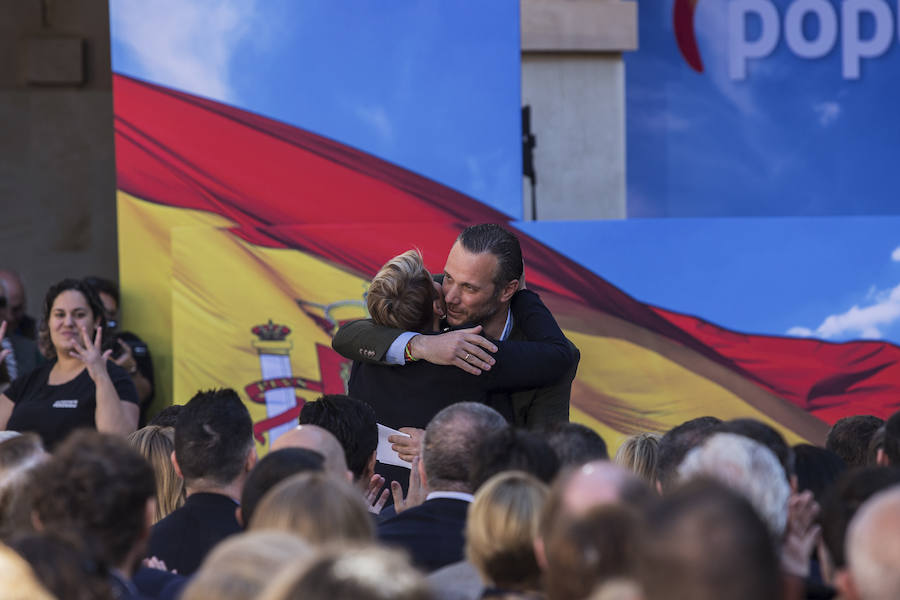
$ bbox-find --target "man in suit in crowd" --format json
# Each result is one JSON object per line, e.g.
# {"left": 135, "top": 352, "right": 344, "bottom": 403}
{"left": 147, "top": 388, "right": 257, "bottom": 575}
{"left": 377, "top": 402, "right": 507, "bottom": 572}
{"left": 333, "top": 223, "right": 579, "bottom": 431}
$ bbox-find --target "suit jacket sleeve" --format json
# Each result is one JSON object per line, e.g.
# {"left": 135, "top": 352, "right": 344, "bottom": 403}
{"left": 332, "top": 318, "right": 405, "bottom": 364}
{"left": 485, "top": 290, "right": 577, "bottom": 390}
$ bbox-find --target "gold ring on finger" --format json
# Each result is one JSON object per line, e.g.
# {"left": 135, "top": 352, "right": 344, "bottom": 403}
{"left": 464, "top": 353, "right": 470, "bottom": 362}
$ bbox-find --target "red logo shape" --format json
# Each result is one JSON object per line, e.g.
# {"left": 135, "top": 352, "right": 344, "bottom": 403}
{"left": 674, "top": 0, "right": 704, "bottom": 72}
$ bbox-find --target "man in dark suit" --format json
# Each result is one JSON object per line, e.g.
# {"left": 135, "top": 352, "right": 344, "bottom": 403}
{"left": 377, "top": 402, "right": 507, "bottom": 572}
{"left": 147, "top": 388, "right": 257, "bottom": 575}
{"left": 333, "top": 224, "right": 578, "bottom": 431}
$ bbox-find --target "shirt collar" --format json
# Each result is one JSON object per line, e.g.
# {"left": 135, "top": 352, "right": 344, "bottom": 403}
{"left": 499, "top": 308, "right": 513, "bottom": 341}
{"left": 426, "top": 491, "right": 475, "bottom": 503}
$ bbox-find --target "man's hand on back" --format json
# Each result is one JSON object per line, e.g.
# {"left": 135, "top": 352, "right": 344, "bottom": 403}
{"left": 407, "top": 325, "right": 497, "bottom": 375}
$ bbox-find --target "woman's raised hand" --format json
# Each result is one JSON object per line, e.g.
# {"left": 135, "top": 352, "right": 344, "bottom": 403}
{"left": 70, "top": 325, "right": 113, "bottom": 374}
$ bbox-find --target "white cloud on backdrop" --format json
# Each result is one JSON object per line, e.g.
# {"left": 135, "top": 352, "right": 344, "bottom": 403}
{"left": 109, "top": 0, "right": 263, "bottom": 103}
{"left": 788, "top": 248, "right": 900, "bottom": 340}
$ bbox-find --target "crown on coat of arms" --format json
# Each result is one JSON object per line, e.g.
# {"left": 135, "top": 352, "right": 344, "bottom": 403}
{"left": 251, "top": 320, "right": 291, "bottom": 341}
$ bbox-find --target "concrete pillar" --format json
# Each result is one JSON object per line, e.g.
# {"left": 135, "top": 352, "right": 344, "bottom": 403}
{"left": 521, "top": 0, "right": 637, "bottom": 220}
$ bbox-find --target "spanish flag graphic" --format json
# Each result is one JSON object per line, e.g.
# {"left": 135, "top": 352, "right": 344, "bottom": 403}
{"left": 113, "top": 74, "right": 900, "bottom": 453}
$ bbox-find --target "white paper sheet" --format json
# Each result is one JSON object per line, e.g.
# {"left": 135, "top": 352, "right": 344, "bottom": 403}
{"left": 377, "top": 423, "right": 411, "bottom": 469}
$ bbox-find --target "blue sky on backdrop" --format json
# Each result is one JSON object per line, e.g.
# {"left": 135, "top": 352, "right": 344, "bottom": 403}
{"left": 518, "top": 219, "right": 900, "bottom": 344}
{"left": 108, "top": 0, "right": 523, "bottom": 218}
{"left": 108, "top": 0, "right": 900, "bottom": 345}
{"left": 626, "top": 0, "right": 900, "bottom": 218}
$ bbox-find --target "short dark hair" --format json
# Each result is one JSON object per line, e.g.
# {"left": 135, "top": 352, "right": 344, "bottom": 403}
{"left": 792, "top": 444, "right": 846, "bottom": 505}
{"left": 820, "top": 466, "right": 900, "bottom": 568}
{"left": 882, "top": 410, "right": 900, "bottom": 465}
{"left": 541, "top": 422, "right": 609, "bottom": 466}
{"left": 457, "top": 224, "right": 523, "bottom": 289}
{"left": 656, "top": 417, "right": 721, "bottom": 492}
{"left": 31, "top": 430, "right": 155, "bottom": 569}
{"left": 826, "top": 415, "right": 884, "bottom": 468}
{"left": 715, "top": 418, "right": 792, "bottom": 480}
{"left": 424, "top": 402, "right": 507, "bottom": 492}
{"left": 299, "top": 394, "right": 377, "bottom": 481}
{"left": 37, "top": 278, "right": 106, "bottom": 359}
{"left": 175, "top": 388, "right": 254, "bottom": 486}
{"left": 642, "top": 478, "right": 780, "bottom": 600}
{"left": 240, "top": 448, "right": 325, "bottom": 527}
{"left": 469, "top": 427, "right": 559, "bottom": 490}
{"left": 82, "top": 276, "right": 119, "bottom": 307}
{"left": 8, "top": 531, "right": 113, "bottom": 600}
{"left": 148, "top": 404, "right": 183, "bottom": 428}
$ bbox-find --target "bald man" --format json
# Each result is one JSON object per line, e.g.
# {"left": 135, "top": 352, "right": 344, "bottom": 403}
{"left": 839, "top": 486, "right": 900, "bottom": 600}
{"left": 0, "top": 270, "right": 34, "bottom": 340}
{"left": 271, "top": 425, "right": 352, "bottom": 482}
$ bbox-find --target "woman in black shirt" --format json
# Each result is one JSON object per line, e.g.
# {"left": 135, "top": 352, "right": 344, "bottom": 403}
{"left": 0, "top": 279, "right": 139, "bottom": 447}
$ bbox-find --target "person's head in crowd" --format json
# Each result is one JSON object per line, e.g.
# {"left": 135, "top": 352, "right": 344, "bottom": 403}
{"left": 174, "top": 388, "right": 256, "bottom": 496}
{"left": 420, "top": 402, "right": 507, "bottom": 494}
{"left": 249, "top": 471, "right": 374, "bottom": 544}
{"left": 535, "top": 460, "right": 655, "bottom": 582}
{"left": 0, "top": 270, "right": 29, "bottom": 336}
{"left": 367, "top": 249, "right": 444, "bottom": 332}
{"left": 148, "top": 404, "right": 183, "bottom": 428}
{"left": 465, "top": 471, "right": 549, "bottom": 594}
{"left": 792, "top": 443, "right": 845, "bottom": 506}
{"left": 180, "top": 531, "right": 312, "bottom": 600}
{"left": 543, "top": 504, "right": 644, "bottom": 600}
{"left": 127, "top": 425, "right": 185, "bottom": 523}
{"left": 82, "top": 276, "right": 119, "bottom": 328}
{"left": 0, "top": 433, "right": 47, "bottom": 538}
{"left": 678, "top": 432, "right": 790, "bottom": 538}
{"left": 36, "top": 278, "right": 106, "bottom": 360}
{"left": 299, "top": 394, "right": 377, "bottom": 488}
{"left": 715, "top": 418, "right": 793, "bottom": 484}
{"left": 238, "top": 447, "right": 325, "bottom": 528}
{"left": 614, "top": 432, "right": 661, "bottom": 483}
{"left": 827, "top": 415, "right": 884, "bottom": 468}
{"left": 877, "top": 410, "right": 900, "bottom": 466}
{"left": 839, "top": 486, "right": 900, "bottom": 600}
{"left": 271, "top": 424, "right": 350, "bottom": 481}
{"left": 640, "top": 477, "right": 780, "bottom": 600}
{"left": 552, "top": 461, "right": 656, "bottom": 520}
{"left": 8, "top": 531, "right": 113, "bottom": 600}
{"left": 258, "top": 545, "right": 433, "bottom": 600}
{"left": 867, "top": 425, "right": 885, "bottom": 466}
{"left": 30, "top": 430, "right": 156, "bottom": 576}
{"left": 819, "top": 467, "right": 900, "bottom": 580}
{"left": 468, "top": 427, "right": 559, "bottom": 491}
{"left": 0, "top": 540, "right": 55, "bottom": 600}
{"left": 655, "top": 416, "right": 721, "bottom": 493}
{"left": 541, "top": 421, "right": 609, "bottom": 466}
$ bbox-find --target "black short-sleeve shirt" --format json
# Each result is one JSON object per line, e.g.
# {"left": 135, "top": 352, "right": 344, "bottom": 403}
{"left": 5, "top": 360, "right": 139, "bottom": 448}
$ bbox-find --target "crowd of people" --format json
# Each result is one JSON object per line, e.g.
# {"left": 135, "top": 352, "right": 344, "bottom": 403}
{"left": 1, "top": 224, "right": 899, "bottom": 600}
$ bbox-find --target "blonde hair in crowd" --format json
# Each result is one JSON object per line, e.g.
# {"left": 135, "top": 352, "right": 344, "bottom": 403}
{"left": 257, "top": 545, "right": 432, "bottom": 600}
{"left": 180, "top": 531, "right": 311, "bottom": 600}
{"left": 367, "top": 249, "right": 437, "bottom": 332}
{"left": 127, "top": 426, "right": 185, "bottom": 523}
{"left": 466, "top": 471, "right": 549, "bottom": 592}
{"left": 249, "top": 472, "right": 374, "bottom": 544}
{"left": 614, "top": 433, "right": 661, "bottom": 483}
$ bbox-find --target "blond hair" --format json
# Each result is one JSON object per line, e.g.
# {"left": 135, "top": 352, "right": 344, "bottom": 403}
{"left": 367, "top": 250, "right": 437, "bottom": 331}
{"left": 614, "top": 433, "right": 661, "bottom": 483}
{"left": 249, "top": 472, "right": 374, "bottom": 544}
{"left": 127, "top": 426, "right": 185, "bottom": 523}
{"left": 258, "top": 545, "right": 431, "bottom": 600}
{"left": 0, "top": 543, "right": 55, "bottom": 600}
{"left": 181, "top": 531, "right": 311, "bottom": 600}
{"left": 466, "top": 471, "right": 549, "bottom": 592}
